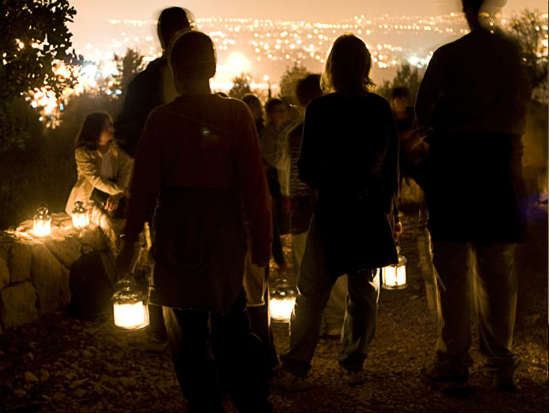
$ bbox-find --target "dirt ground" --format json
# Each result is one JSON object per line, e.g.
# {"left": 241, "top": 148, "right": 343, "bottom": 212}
{"left": 0, "top": 205, "right": 547, "bottom": 413}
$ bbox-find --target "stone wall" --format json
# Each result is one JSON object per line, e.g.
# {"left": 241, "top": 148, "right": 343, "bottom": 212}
{"left": 0, "top": 213, "right": 114, "bottom": 333}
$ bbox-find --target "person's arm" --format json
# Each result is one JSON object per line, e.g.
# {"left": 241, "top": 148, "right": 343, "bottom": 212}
{"left": 75, "top": 148, "right": 123, "bottom": 195}
{"left": 234, "top": 103, "right": 272, "bottom": 266}
{"left": 415, "top": 48, "right": 444, "bottom": 129}
{"left": 297, "top": 102, "right": 321, "bottom": 189}
{"left": 122, "top": 111, "right": 162, "bottom": 244}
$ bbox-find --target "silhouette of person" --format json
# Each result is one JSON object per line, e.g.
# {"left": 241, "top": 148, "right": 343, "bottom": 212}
{"left": 278, "top": 34, "right": 399, "bottom": 389}
{"left": 415, "top": 0, "right": 530, "bottom": 392}
{"left": 242, "top": 94, "right": 280, "bottom": 377}
{"left": 260, "top": 98, "right": 293, "bottom": 273}
{"left": 116, "top": 31, "right": 273, "bottom": 412}
{"left": 114, "top": 7, "right": 194, "bottom": 348}
{"left": 115, "top": 7, "right": 194, "bottom": 156}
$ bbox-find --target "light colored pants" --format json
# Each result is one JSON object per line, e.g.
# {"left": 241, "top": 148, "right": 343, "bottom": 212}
{"left": 292, "top": 232, "right": 347, "bottom": 335}
{"left": 432, "top": 241, "right": 518, "bottom": 371}
{"left": 282, "top": 216, "right": 380, "bottom": 377}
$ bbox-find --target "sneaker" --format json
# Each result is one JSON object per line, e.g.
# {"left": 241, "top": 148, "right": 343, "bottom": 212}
{"left": 272, "top": 369, "right": 311, "bottom": 392}
{"left": 343, "top": 369, "right": 365, "bottom": 386}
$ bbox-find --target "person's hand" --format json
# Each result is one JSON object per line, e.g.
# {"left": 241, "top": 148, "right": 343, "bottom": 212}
{"left": 393, "top": 221, "right": 403, "bottom": 242}
{"left": 116, "top": 240, "right": 135, "bottom": 279}
{"left": 105, "top": 194, "right": 122, "bottom": 212}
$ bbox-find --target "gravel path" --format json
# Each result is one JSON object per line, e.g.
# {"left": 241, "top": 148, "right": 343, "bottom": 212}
{"left": 0, "top": 206, "right": 547, "bottom": 413}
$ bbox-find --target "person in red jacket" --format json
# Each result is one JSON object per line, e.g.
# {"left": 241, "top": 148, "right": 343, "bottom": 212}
{"left": 117, "top": 31, "right": 272, "bottom": 413}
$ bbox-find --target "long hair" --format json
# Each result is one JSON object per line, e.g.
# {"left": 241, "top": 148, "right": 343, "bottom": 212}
{"left": 75, "top": 112, "right": 111, "bottom": 150}
{"left": 321, "top": 34, "right": 373, "bottom": 95}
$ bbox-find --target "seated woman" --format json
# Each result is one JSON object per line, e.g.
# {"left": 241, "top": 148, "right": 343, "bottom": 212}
{"left": 66, "top": 112, "right": 133, "bottom": 252}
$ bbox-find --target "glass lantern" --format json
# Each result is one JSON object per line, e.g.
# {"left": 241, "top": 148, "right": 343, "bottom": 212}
{"left": 381, "top": 248, "right": 407, "bottom": 290}
{"left": 112, "top": 277, "right": 149, "bottom": 330}
{"left": 270, "top": 278, "right": 297, "bottom": 323}
{"left": 33, "top": 205, "right": 52, "bottom": 237}
{"left": 71, "top": 201, "right": 90, "bottom": 229}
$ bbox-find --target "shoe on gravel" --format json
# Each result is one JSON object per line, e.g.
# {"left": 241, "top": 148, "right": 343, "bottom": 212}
{"left": 422, "top": 358, "right": 469, "bottom": 391}
{"left": 272, "top": 369, "right": 311, "bottom": 392}
{"left": 342, "top": 369, "right": 365, "bottom": 386}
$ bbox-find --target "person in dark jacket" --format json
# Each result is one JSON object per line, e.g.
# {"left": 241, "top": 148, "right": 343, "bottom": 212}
{"left": 114, "top": 7, "right": 194, "bottom": 348}
{"left": 278, "top": 34, "right": 399, "bottom": 390}
{"left": 415, "top": 0, "right": 529, "bottom": 392}
{"left": 116, "top": 31, "right": 272, "bottom": 413}
{"left": 115, "top": 7, "right": 194, "bottom": 157}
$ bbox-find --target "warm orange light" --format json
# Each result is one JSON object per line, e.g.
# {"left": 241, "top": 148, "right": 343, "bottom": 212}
{"left": 113, "top": 301, "right": 149, "bottom": 330}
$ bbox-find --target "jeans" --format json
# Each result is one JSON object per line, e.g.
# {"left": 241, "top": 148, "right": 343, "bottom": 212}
{"left": 432, "top": 241, "right": 519, "bottom": 373}
{"left": 281, "top": 216, "right": 380, "bottom": 377}
{"left": 162, "top": 293, "right": 272, "bottom": 413}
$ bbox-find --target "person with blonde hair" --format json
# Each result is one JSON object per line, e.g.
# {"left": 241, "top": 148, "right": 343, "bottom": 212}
{"left": 278, "top": 34, "right": 400, "bottom": 390}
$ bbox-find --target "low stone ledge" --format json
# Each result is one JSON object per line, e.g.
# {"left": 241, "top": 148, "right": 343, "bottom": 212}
{"left": 0, "top": 213, "right": 113, "bottom": 331}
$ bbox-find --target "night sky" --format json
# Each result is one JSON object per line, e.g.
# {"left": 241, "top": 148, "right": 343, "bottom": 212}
{"left": 69, "top": 0, "right": 548, "bottom": 40}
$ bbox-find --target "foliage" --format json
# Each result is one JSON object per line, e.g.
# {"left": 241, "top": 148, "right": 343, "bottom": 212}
{"left": 279, "top": 63, "right": 309, "bottom": 104}
{"left": 0, "top": 0, "right": 79, "bottom": 101}
{"left": 0, "top": 90, "right": 123, "bottom": 230}
{"left": 0, "top": 0, "right": 79, "bottom": 153}
{"left": 228, "top": 73, "right": 252, "bottom": 100}
{"left": 376, "top": 63, "right": 424, "bottom": 103}
{"left": 508, "top": 9, "right": 549, "bottom": 103}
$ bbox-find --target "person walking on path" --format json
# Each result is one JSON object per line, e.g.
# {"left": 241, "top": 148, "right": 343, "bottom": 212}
{"left": 415, "top": 0, "right": 530, "bottom": 393}
{"left": 114, "top": 7, "right": 194, "bottom": 347}
{"left": 278, "top": 34, "right": 400, "bottom": 389}
{"left": 116, "top": 31, "right": 273, "bottom": 413}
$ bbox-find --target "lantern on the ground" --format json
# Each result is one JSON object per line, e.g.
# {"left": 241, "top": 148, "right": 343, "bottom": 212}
{"left": 71, "top": 201, "right": 90, "bottom": 229}
{"left": 112, "top": 278, "right": 149, "bottom": 330}
{"left": 270, "top": 278, "right": 297, "bottom": 323}
{"left": 33, "top": 206, "right": 52, "bottom": 237}
{"left": 381, "top": 248, "right": 407, "bottom": 290}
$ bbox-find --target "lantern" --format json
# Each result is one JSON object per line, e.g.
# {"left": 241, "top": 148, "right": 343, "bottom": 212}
{"left": 270, "top": 278, "right": 297, "bottom": 323}
{"left": 71, "top": 201, "right": 90, "bottom": 229}
{"left": 112, "top": 278, "right": 149, "bottom": 330}
{"left": 381, "top": 248, "right": 407, "bottom": 290}
{"left": 33, "top": 206, "right": 52, "bottom": 237}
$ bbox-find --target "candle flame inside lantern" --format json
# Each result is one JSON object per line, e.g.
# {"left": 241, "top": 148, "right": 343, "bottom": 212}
{"left": 381, "top": 255, "right": 407, "bottom": 290}
{"left": 270, "top": 296, "right": 296, "bottom": 323}
{"left": 72, "top": 212, "right": 89, "bottom": 229}
{"left": 33, "top": 218, "right": 51, "bottom": 237}
{"left": 113, "top": 301, "right": 149, "bottom": 330}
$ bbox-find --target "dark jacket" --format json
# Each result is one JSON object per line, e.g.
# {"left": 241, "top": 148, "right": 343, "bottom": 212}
{"left": 115, "top": 58, "right": 166, "bottom": 157}
{"left": 415, "top": 28, "right": 529, "bottom": 242}
{"left": 298, "top": 92, "right": 399, "bottom": 276}
{"left": 123, "top": 95, "right": 272, "bottom": 314}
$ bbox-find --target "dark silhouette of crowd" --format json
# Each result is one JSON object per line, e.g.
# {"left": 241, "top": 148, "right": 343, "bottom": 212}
{"left": 64, "top": 0, "right": 531, "bottom": 411}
